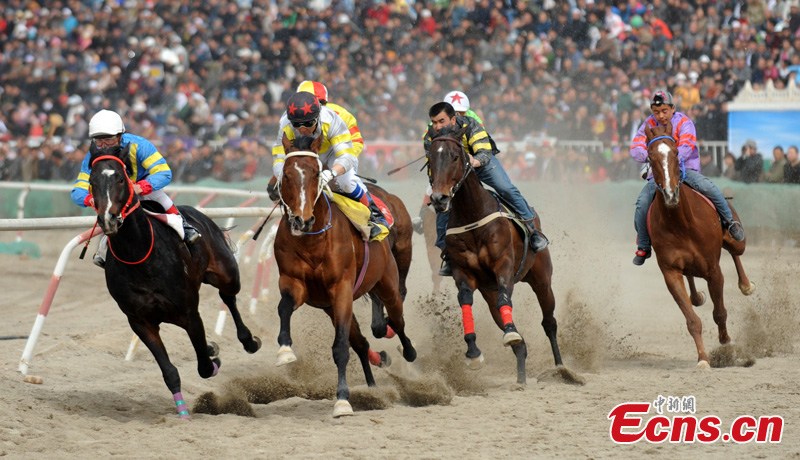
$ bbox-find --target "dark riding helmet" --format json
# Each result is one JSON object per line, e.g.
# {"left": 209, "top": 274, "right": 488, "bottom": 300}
{"left": 286, "top": 92, "right": 321, "bottom": 123}
{"left": 650, "top": 89, "right": 674, "bottom": 107}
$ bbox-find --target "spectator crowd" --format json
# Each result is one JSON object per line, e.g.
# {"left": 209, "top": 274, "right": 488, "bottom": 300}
{"left": 0, "top": 0, "right": 799, "bottom": 185}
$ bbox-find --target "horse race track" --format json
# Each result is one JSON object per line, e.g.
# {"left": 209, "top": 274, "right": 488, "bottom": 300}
{"left": 1, "top": 178, "right": 798, "bottom": 458}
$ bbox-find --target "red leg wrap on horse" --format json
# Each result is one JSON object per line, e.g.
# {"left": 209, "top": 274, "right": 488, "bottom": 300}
{"left": 368, "top": 348, "right": 382, "bottom": 366}
{"left": 385, "top": 325, "right": 396, "bottom": 338}
{"left": 499, "top": 305, "right": 513, "bottom": 326}
{"left": 461, "top": 305, "right": 475, "bottom": 335}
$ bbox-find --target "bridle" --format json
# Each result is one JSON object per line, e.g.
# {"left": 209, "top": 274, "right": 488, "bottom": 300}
{"left": 277, "top": 151, "right": 332, "bottom": 235}
{"left": 90, "top": 154, "right": 141, "bottom": 220}
{"left": 428, "top": 134, "right": 473, "bottom": 197}
{"left": 89, "top": 154, "right": 154, "bottom": 265}
{"left": 647, "top": 134, "right": 686, "bottom": 193}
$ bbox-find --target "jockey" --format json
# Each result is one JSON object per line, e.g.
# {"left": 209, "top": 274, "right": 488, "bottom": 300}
{"left": 271, "top": 91, "right": 388, "bottom": 239}
{"left": 71, "top": 109, "right": 201, "bottom": 268}
{"left": 424, "top": 101, "right": 548, "bottom": 276}
{"left": 297, "top": 80, "right": 365, "bottom": 156}
{"left": 629, "top": 89, "right": 745, "bottom": 266}
{"left": 413, "top": 90, "right": 498, "bottom": 234}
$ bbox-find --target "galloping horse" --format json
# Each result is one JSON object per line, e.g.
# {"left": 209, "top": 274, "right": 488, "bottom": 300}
{"left": 645, "top": 122, "right": 754, "bottom": 367}
{"left": 272, "top": 133, "right": 416, "bottom": 417}
{"left": 88, "top": 148, "right": 261, "bottom": 419}
{"left": 427, "top": 127, "right": 563, "bottom": 384}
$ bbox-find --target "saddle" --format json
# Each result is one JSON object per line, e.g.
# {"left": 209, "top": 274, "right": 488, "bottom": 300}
{"left": 326, "top": 191, "right": 392, "bottom": 242}
{"left": 143, "top": 208, "right": 186, "bottom": 240}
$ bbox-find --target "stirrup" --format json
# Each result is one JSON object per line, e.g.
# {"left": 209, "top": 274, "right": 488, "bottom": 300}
{"left": 727, "top": 221, "right": 745, "bottom": 241}
{"left": 530, "top": 230, "right": 549, "bottom": 253}
{"left": 93, "top": 254, "right": 106, "bottom": 269}
{"left": 438, "top": 254, "right": 453, "bottom": 277}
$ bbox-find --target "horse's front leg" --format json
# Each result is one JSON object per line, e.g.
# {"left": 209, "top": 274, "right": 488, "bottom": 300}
{"left": 328, "top": 290, "right": 354, "bottom": 418}
{"left": 128, "top": 319, "right": 190, "bottom": 419}
{"left": 481, "top": 285, "right": 527, "bottom": 385}
{"left": 275, "top": 289, "right": 301, "bottom": 366}
{"left": 456, "top": 278, "right": 484, "bottom": 370}
{"left": 662, "top": 270, "right": 710, "bottom": 366}
{"left": 219, "top": 291, "right": 262, "bottom": 353}
{"left": 183, "top": 308, "right": 221, "bottom": 379}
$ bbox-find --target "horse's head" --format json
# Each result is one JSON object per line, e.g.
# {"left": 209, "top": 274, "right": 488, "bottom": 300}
{"left": 427, "top": 125, "right": 470, "bottom": 213}
{"left": 88, "top": 144, "right": 138, "bottom": 236}
{"left": 279, "top": 132, "right": 325, "bottom": 234}
{"left": 645, "top": 121, "right": 682, "bottom": 208}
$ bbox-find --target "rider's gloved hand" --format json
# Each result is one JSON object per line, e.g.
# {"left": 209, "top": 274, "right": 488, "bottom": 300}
{"left": 267, "top": 176, "right": 279, "bottom": 202}
{"left": 320, "top": 169, "right": 337, "bottom": 185}
{"left": 83, "top": 194, "right": 95, "bottom": 208}
{"left": 135, "top": 180, "right": 153, "bottom": 195}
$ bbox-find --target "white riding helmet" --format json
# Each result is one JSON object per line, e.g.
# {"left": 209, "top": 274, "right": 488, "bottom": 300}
{"left": 88, "top": 109, "right": 125, "bottom": 138}
{"left": 444, "top": 90, "right": 470, "bottom": 112}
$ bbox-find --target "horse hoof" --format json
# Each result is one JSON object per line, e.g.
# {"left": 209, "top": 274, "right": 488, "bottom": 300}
{"left": 691, "top": 292, "right": 706, "bottom": 307}
{"left": 332, "top": 399, "right": 354, "bottom": 418}
{"left": 380, "top": 350, "right": 392, "bottom": 368}
{"left": 464, "top": 354, "right": 485, "bottom": 370}
{"left": 275, "top": 346, "right": 297, "bottom": 366}
{"left": 503, "top": 331, "right": 523, "bottom": 347}
{"left": 740, "top": 281, "right": 755, "bottom": 296}
{"left": 247, "top": 336, "right": 262, "bottom": 354}
{"left": 696, "top": 360, "right": 711, "bottom": 370}
{"left": 207, "top": 342, "right": 220, "bottom": 359}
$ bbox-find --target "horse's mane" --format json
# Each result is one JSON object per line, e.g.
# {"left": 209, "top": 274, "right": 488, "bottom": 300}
{"left": 432, "top": 125, "right": 463, "bottom": 140}
{"left": 291, "top": 135, "right": 317, "bottom": 151}
{"left": 89, "top": 143, "right": 132, "bottom": 173}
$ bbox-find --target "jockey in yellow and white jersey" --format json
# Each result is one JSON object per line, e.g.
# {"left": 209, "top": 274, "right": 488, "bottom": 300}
{"left": 271, "top": 91, "right": 387, "bottom": 238}
{"left": 296, "top": 80, "right": 365, "bottom": 156}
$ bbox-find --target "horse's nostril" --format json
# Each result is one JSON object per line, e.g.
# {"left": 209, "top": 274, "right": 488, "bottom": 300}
{"left": 308, "top": 216, "right": 315, "bottom": 227}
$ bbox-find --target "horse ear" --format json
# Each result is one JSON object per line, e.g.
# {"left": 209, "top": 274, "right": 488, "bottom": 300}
{"left": 281, "top": 132, "right": 293, "bottom": 153}
{"left": 665, "top": 120, "right": 674, "bottom": 137}
{"left": 644, "top": 124, "right": 653, "bottom": 141}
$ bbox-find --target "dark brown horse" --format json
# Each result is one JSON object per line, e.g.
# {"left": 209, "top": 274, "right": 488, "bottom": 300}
{"left": 645, "top": 122, "right": 754, "bottom": 367}
{"left": 88, "top": 149, "right": 261, "bottom": 419}
{"left": 427, "top": 127, "right": 563, "bottom": 385}
{"left": 273, "top": 133, "right": 416, "bottom": 417}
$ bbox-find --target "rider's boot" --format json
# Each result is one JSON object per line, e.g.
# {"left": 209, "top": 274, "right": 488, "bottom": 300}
{"left": 522, "top": 219, "right": 549, "bottom": 253}
{"left": 439, "top": 252, "right": 453, "bottom": 277}
{"left": 360, "top": 193, "right": 389, "bottom": 240}
{"left": 632, "top": 247, "right": 652, "bottom": 266}
{"left": 727, "top": 220, "right": 745, "bottom": 241}
{"left": 93, "top": 235, "right": 108, "bottom": 268}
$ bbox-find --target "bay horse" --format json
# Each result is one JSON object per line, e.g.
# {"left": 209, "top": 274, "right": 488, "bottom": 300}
{"left": 88, "top": 147, "right": 261, "bottom": 419}
{"left": 644, "top": 122, "right": 754, "bottom": 367}
{"left": 427, "top": 127, "right": 563, "bottom": 385}
{"left": 272, "top": 133, "right": 416, "bottom": 417}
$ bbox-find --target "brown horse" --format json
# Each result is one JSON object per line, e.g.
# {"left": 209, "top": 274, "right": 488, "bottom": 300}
{"left": 645, "top": 122, "right": 755, "bottom": 367}
{"left": 272, "top": 133, "right": 416, "bottom": 417}
{"left": 427, "top": 127, "right": 563, "bottom": 385}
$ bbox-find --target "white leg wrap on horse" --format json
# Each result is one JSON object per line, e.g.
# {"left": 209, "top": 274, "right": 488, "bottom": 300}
{"left": 275, "top": 345, "right": 297, "bottom": 366}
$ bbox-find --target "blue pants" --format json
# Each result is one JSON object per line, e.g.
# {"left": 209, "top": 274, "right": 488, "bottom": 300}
{"left": 634, "top": 170, "right": 734, "bottom": 249}
{"left": 436, "top": 155, "right": 535, "bottom": 250}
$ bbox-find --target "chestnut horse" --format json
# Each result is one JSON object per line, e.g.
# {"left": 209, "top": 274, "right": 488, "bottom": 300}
{"left": 273, "top": 133, "right": 417, "bottom": 417}
{"left": 88, "top": 148, "right": 261, "bottom": 419}
{"left": 645, "top": 122, "right": 754, "bottom": 367}
{"left": 427, "top": 127, "right": 563, "bottom": 384}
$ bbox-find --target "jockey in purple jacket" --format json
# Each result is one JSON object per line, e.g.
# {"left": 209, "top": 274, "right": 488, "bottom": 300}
{"left": 629, "top": 89, "right": 744, "bottom": 266}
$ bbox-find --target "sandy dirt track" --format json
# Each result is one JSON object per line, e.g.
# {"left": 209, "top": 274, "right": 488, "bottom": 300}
{"left": 1, "top": 178, "right": 798, "bottom": 459}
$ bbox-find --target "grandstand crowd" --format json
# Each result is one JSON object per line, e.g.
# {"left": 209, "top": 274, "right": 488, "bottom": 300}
{"left": 1, "top": 0, "right": 799, "bottom": 184}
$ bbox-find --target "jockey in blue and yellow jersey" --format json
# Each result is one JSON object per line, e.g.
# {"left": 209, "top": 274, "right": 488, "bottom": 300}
{"left": 296, "top": 80, "right": 365, "bottom": 156}
{"left": 271, "top": 91, "right": 387, "bottom": 239}
{"left": 423, "top": 101, "right": 548, "bottom": 276}
{"left": 629, "top": 89, "right": 744, "bottom": 266}
{"left": 71, "top": 109, "right": 200, "bottom": 267}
